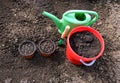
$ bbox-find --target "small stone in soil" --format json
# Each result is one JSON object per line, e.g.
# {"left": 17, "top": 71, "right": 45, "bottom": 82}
{"left": 20, "top": 42, "right": 34, "bottom": 56}
{"left": 83, "top": 35, "right": 94, "bottom": 43}
{"left": 20, "top": 79, "right": 29, "bottom": 83}
{"left": 5, "top": 78, "right": 12, "bottom": 83}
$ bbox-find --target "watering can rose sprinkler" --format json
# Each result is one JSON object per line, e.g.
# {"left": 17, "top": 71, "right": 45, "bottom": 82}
{"left": 42, "top": 10, "right": 99, "bottom": 35}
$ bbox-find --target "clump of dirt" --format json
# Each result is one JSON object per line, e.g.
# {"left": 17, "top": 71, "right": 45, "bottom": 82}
{"left": 39, "top": 39, "right": 55, "bottom": 53}
{"left": 19, "top": 41, "right": 35, "bottom": 56}
{"left": 70, "top": 31, "right": 101, "bottom": 58}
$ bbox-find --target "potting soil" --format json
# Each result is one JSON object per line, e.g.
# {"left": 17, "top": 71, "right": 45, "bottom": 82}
{"left": 70, "top": 31, "right": 101, "bottom": 58}
{"left": 39, "top": 40, "right": 54, "bottom": 53}
{"left": 20, "top": 42, "right": 35, "bottom": 56}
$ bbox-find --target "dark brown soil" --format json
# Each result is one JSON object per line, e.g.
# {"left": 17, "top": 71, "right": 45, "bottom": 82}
{"left": 0, "top": 0, "right": 120, "bottom": 83}
{"left": 39, "top": 39, "right": 55, "bottom": 53}
{"left": 19, "top": 41, "right": 35, "bottom": 56}
{"left": 70, "top": 31, "right": 101, "bottom": 58}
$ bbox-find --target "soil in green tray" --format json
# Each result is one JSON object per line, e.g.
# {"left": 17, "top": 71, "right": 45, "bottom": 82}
{"left": 70, "top": 31, "right": 101, "bottom": 58}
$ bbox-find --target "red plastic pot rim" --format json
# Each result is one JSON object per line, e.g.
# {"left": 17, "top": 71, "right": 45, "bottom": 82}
{"left": 67, "top": 26, "right": 105, "bottom": 61}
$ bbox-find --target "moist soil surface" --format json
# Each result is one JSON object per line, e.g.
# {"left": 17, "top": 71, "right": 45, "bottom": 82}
{"left": 70, "top": 31, "right": 101, "bottom": 58}
{"left": 39, "top": 39, "right": 55, "bottom": 53}
{"left": 0, "top": 0, "right": 120, "bottom": 83}
{"left": 19, "top": 41, "right": 35, "bottom": 56}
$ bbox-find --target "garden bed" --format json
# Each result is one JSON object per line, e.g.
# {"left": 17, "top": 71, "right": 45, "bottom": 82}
{"left": 0, "top": 0, "right": 120, "bottom": 83}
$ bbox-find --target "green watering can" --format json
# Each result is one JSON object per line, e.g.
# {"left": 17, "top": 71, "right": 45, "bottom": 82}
{"left": 42, "top": 10, "right": 98, "bottom": 35}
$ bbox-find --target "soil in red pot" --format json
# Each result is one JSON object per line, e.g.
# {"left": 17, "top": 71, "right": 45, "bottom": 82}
{"left": 70, "top": 31, "right": 101, "bottom": 58}
{"left": 20, "top": 42, "right": 35, "bottom": 56}
{"left": 40, "top": 40, "right": 55, "bottom": 54}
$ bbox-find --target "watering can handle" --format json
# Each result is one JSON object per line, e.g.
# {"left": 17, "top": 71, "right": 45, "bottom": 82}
{"left": 64, "top": 10, "right": 98, "bottom": 26}
{"left": 80, "top": 59, "right": 96, "bottom": 66}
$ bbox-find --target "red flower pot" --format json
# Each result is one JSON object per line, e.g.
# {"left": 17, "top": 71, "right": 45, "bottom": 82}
{"left": 66, "top": 26, "right": 105, "bottom": 66}
{"left": 38, "top": 39, "right": 56, "bottom": 57}
{"left": 18, "top": 40, "right": 36, "bottom": 59}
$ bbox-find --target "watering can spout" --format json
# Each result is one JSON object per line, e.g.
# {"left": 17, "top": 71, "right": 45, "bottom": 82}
{"left": 42, "top": 11, "right": 61, "bottom": 29}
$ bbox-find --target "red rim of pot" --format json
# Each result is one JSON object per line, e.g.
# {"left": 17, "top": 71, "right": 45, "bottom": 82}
{"left": 18, "top": 40, "right": 36, "bottom": 57}
{"left": 67, "top": 26, "right": 105, "bottom": 62}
